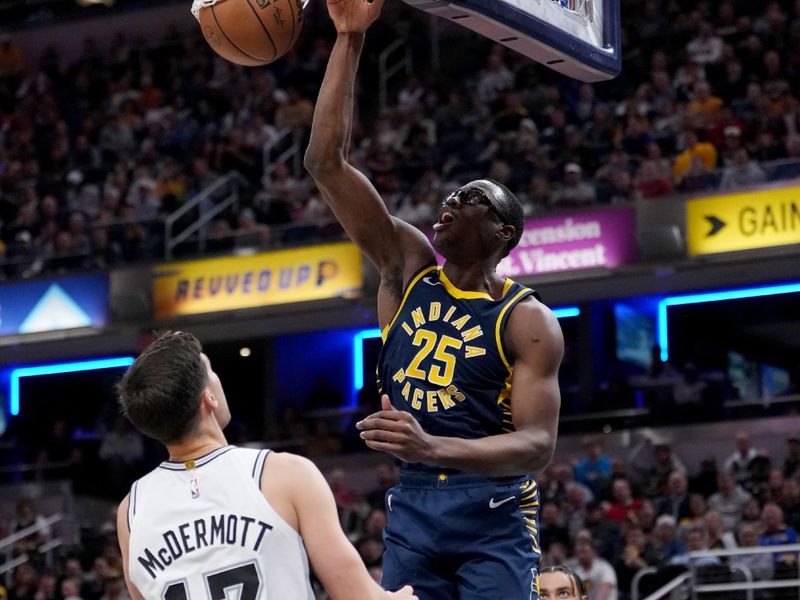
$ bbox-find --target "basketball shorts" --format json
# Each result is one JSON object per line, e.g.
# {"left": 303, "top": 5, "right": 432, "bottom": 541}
{"left": 381, "top": 470, "right": 541, "bottom": 600}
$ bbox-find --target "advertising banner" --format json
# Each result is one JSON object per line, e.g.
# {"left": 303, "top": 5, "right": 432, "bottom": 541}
{"left": 0, "top": 274, "right": 109, "bottom": 336}
{"left": 496, "top": 207, "right": 638, "bottom": 277}
{"left": 687, "top": 185, "right": 800, "bottom": 256}
{"left": 153, "top": 242, "right": 363, "bottom": 319}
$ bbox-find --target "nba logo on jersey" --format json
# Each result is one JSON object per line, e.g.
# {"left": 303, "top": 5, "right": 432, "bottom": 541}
{"left": 190, "top": 476, "right": 200, "bottom": 499}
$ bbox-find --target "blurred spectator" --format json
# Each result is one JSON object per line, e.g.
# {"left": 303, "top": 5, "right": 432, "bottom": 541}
{"left": 669, "top": 525, "right": 721, "bottom": 568}
{"left": 613, "top": 526, "right": 656, "bottom": 600}
{"left": 719, "top": 148, "right": 766, "bottom": 189}
{"left": 568, "top": 534, "right": 618, "bottom": 600}
{"left": 604, "top": 479, "right": 642, "bottom": 523}
{"left": 540, "top": 502, "right": 571, "bottom": 555}
{"left": 574, "top": 438, "right": 612, "bottom": 499}
{"left": 635, "top": 160, "right": 674, "bottom": 199}
{"left": 550, "top": 163, "right": 596, "bottom": 209}
{"left": 686, "top": 22, "right": 724, "bottom": 65}
{"left": 365, "top": 462, "right": 398, "bottom": 510}
{"left": 98, "top": 416, "right": 144, "bottom": 498}
{"left": 733, "top": 522, "right": 774, "bottom": 581}
{"left": 0, "top": 34, "right": 25, "bottom": 76}
{"left": 782, "top": 436, "right": 800, "bottom": 478}
{"left": 759, "top": 503, "right": 799, "bottom": 576}
{"left": 723, "top": 431, "right": 766, "bottom": 490}
{"left": 11, "top": 500, "right": 50, "bottom": 563}
{"left": 651, "top": 515, "right": 685, "bottom": 563}
{"left": 656, "top": 471, "right": 691, "bottom": 521}
{"left": 673, "top": 130, "right": 718, "bottom": 181}
{"left": 708, "top": 471, "right": 753, "bottom": 531}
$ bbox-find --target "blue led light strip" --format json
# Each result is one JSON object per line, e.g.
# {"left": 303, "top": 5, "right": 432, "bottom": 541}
{"left": 657, "top": 282, "right": 800, "bottom": 362}
{"left": 10, "top": 356, "right": 135, "bottom": 416}
{"left": 351, "top": 306, "right": 581, "bottom": 400}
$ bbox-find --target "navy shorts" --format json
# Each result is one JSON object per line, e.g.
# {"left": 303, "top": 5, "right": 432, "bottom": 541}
{"left": 381, "top": 470, "right": 541, "bottom": 600}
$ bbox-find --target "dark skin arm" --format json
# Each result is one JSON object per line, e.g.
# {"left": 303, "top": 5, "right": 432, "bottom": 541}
{"left": 303, "top": 0, "right": 435, "bottom": 327}
{"left": 356, "top": 298, "right": 564, "bottom": 476}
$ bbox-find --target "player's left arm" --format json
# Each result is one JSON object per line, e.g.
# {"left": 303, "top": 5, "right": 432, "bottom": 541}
{"left": 116, "top": 495, "right": 147, "bottom": 600}
{"left": 358, "top": 299, "right": 563, "bottom": 476}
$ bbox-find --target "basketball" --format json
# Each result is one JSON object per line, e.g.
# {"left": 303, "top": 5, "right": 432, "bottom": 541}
{"left": 194, "top": 0, "right": 304, "bottom": 66}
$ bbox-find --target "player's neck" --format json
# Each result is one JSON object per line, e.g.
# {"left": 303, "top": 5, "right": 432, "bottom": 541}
{"left": 166, "top": 432, "right": 228, "bottom": 463}
{"left": 442, "top": 261, "right": 504, "bottom": 298}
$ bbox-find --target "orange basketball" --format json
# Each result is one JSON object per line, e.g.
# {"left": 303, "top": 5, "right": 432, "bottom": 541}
{"left": 195, "top": 0, "right": 303, "bottom": 66}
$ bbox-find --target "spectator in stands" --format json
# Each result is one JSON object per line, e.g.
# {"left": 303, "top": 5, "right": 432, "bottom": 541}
{"left": 0, "top": 34, "right": 25, "bottom": 76}
{"left": 781, "top": 478, "right": 800, "bottom": 530}
{"left": 12, "top": 561, "right": 39, "bottom": 600}
{"left": 11, "top": 500, "right": 50, "bottom": 563}
{"left": 582, "top": 502, "right": 621, "bottom": 562}
{"left": 708, "top": 471, "right": 753, "bottom": 531}
{"left": 605, "top": 479, "right": 642, "bottom": 523}
{"left": 574, "top": 437, "right": 612, "bottom": 499}
{"left": 759, "top": 503, "right": 799, "bottom": 576}
{"left": 98, "top": 416, "right": 144, "bottom": 499}
{"left": 540, "top": 502, "right": 571, "bottom": 555}
{"left": 673, "top": 130, "right": 718, "bottom": 182}
{"left": 550, "top": 163, "right": 596, "bottom": 209}
{"left": 656, "top": 471, "right": 692, "bottom": 521}
{"left": 669, "top": 525, "right": 721, "bottom": 568}
{"left": 568, "top": 533, "right": 618, "bottom": 600}
{"left": 635, "top": 160, "right": 674, "bottom": 199}
{"left": 365, "top": 461, "right": 398, "bottom": 510}
{"left": 687, "top": 22, "right": 724, "bottom": 65}
{"left": 733, "top": 522, "right": 774, "bottom": 581}
{"left": 704, "top": 511, "right": 736, "bottom": 549}
{"left": 614, "top": 525, "right": 657, "bottom": 600}
{"left": 723, "top": 431, "right": 766, "bottom": 490}
{"left": 650, "top": 515, "right": 685, "bottom": 563}
{"left": 783, "top": 436, "right": 800, "bottom": 478}
{"left": 643, "top": 444, "right": 687, "bottom": 500}
{"left": 719, "top": 148, "right": 767, "bottom": 189}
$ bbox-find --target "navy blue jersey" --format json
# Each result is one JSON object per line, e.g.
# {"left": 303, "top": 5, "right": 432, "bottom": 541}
{"left": 377, "top": 265, "right": 537, "bottom": 452}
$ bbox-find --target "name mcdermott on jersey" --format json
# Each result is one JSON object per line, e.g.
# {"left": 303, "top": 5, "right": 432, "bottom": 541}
{"left": 136, "top": 513, "right": 273, "bottom": 579}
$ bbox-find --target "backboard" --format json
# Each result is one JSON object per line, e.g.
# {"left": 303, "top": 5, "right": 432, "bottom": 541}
{"left": 402, "top": 0, "right": 621, "bottom": 82}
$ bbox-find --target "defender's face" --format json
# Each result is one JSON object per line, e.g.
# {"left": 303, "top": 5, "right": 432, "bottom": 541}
{"left": 539, "top": 572, "right": 583, "bottom": 600}
{"left": 201, "top": 353, "right": 231, "bottom": 428}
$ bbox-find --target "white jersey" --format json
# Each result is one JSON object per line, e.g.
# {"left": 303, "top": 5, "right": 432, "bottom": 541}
{"left": 127, "top": 446, "right": 314, "bottom": 600}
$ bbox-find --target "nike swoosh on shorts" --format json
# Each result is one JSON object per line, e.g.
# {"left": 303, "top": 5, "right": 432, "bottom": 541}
{"left": 489, "top": 495, "right": 515, "bottom": 509}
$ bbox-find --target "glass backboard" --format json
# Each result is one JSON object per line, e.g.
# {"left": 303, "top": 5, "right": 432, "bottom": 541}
{"left": 403, "top": 0, "right": 621, "bottom": 82}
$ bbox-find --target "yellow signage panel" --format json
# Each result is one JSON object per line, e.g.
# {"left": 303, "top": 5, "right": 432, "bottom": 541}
{"left": 687, "top": 186, "right": 800, "bottom": 256}
{"left": 153, "top": 242, "right": 362, "bottom": 319}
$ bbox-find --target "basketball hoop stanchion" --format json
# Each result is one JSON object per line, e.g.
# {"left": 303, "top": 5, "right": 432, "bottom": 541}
{"left": 401, "top": 0, "right": 621, "bottom": 82}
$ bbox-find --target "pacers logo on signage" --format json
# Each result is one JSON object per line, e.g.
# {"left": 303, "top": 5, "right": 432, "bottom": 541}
{"left": 687, "top": 186, "right": 800, "bottom": 256}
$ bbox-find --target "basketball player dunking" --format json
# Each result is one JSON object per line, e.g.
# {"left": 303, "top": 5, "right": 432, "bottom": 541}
{"left": 304, "top": 0, "right": 564, "bottom": 598}
{"left": 115, "top": 332, "right": 417, "bottom": 600}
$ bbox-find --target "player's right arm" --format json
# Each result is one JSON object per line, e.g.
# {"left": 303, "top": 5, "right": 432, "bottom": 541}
{"left": 116, "top": 495, "right": 147, "bottom": 600}
{"left": 304, "top": 0, "right": 435, "bottom": 307}
{"left": 263, "top": 452, "right": 416, "bottom": 600}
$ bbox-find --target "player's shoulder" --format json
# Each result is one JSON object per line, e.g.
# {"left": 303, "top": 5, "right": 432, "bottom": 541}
{"left": 263, "top": 451, "right": 320, "bottom": 478}
{"left": 507, "top": 293, "right": 559, "bottom": 329}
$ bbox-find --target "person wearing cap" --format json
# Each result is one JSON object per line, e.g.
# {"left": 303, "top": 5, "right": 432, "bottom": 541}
{"left": 550, "top": 162, "right": 597, "bottom": 209}
{"left": 304, "top": 0, "right": 563, "bottom": 597}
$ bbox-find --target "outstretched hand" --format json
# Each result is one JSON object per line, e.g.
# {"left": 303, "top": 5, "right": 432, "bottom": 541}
{"left": 326, "top": 0, "right": 385, "bottom": 33}
{"left": 356, "top": 395, "right": 436, "bottom": 464}
{"left": 387, "top": 585, "right": 418, "bottom": 599}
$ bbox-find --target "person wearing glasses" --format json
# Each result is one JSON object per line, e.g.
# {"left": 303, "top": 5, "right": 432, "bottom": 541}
{"left": 304, "top": 1, "right": 563, "bottom": 598}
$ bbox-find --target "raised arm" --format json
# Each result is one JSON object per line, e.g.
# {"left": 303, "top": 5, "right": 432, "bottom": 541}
{"left": 357, "top": 299, "right": 564, "bottom": 477}
{"left": 303, "top": 0, "right": 434, "bottom": 292}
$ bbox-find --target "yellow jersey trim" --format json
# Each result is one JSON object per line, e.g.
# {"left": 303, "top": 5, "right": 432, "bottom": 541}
{"left": 495, "top": 288, "right": 532, "bottom": 371}
{"left": 438, "top": 268, "right": 513, "bottom": 301}
{"left": 381, "top": 265, "right": 439, "bottom": 341}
